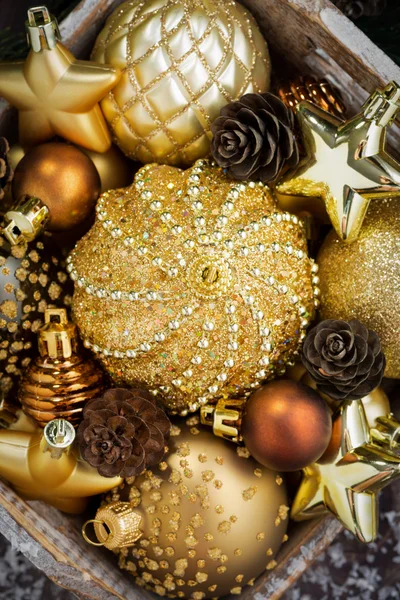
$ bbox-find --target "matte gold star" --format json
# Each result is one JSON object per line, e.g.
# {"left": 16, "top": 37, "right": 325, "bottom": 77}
{"left": 277, "top": 81, "right": 400, "bottom": 243}
{"left": 291, "top": 398, "right": 400, "bottom": 542}
{"left": 0, "top": 7, "right": 120, "bottom": 153}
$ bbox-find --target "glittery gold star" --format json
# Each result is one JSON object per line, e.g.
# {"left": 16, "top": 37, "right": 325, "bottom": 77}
{"left": 291, "top": 398, "right": 400, "bottom": 542}
{"left": 0, "top": 7, "right": 120, "bottom": 153}
{"left": 277, "top": 81, "right": 400, "bottom": 243}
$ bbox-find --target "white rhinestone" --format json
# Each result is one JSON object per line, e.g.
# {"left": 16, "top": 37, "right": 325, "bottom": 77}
{"left": 252, "top": 268, "right": 260, "bottom": 277}
{"left": 138, "top": 246, "right": 147, "bottom": 255}
{"left": 312, "top": 275, "right": 320, "bottom": 285}
{"left": 267, "top": 276, "right": 275, "bottom": 285}
{"left": 179, "top": 258, "right": 186, "bottom": 267}
{"left": 85, "top": 285, "right": 93, "bottom": 295}
{"left": 96, "top": 288, "right": 106, "bottom": 298}
{"left": 262, "top": 216, "right": 272, "bottom": 226}
{"left": 291, "top": 215, "right": 299, "bottom": 224}
{"left": 228, "top": 188, "right": 239, "bottom": 199}
{"left": 141, "top": 190, "right": 152, "bottom": 200}
{"left": 237, "top": 229, "right": 246, "bottom": 239}
{"left": 311, "top": 263, "right": 319, "bottom": 273}
{"left": 262, "top": 341, "right": 273, "bottom": 352}
{"left": 203, "top": 322, "right": 214, "bottom": 331}
{"left": 297, "top": 250, "right": 304, "bottom": 259}
{"left": 245, "top": 295, "right": 255, "bottom": 305}
{"left": 274, "top": 319, "right": 282, "bottom": 326}
{"left": 224, "top": 201, "right": 234, "bottom": 211}
{"left": 248, "top": 181, "right": 256, "bottom": 188}
{"left": 299, "top": 306, "right": 307, "bottom": 316}
{"left": 129, "top": 291, "right": 140, "bottom": 301}
{"left": 199, "top": 234, "right": 209, "bottom": 244}
{"left": 93, "top": 344, "right": 100, "bottom": 353}
{"left": 189, "top": 403, "right": 198, "bottom": 412}
{"left": 97, "top": 212, "right": 105, "bottom": 221}
{"left": 198, "top": 339, "right": 209, "bottom": 349}
{"left": 140, "top": 342, "right": 151, "bottom": 352}
{"left": 285, "top": 244, "right": 293, "bottom": 254}
{"left": 192, "top": 356, "right": 202, "bottom": 365}
{"left": 213, "top": 231, "right": 222, "bottom": 241}
{"left": 135, "top": 180, "right": 144, "bottom": 188}
{"left": 253, "top": 310, "right": 264, "bottom": 320}
{"left": 208, "top": 385, "right": 218, "bottom": 394}
{"left": 260, "top": 327, "right": 270, "bottom": 336}
{"left": 275, "top": 214, "right": 282, "bottom": 223}
{"left": 240, "top": 247, "right": 249, "bottom": 256}
{"left": 195, "top": 216, "right": 205, "bottom": 227}
{"left": 228, "top": 341, "right": 238, "bottom": 351}
{"left": 188, "top": 186, "right": 200, "bottom": 196}
{"left": 103, "top": 219, "right": 112, "bottom": 229}
{"left": 126, "top": 349, "right": 137, "bottom": 358}
{"left": 168, "top": 267, "right": 178, "bottom": 277}
{"left": 77, "top": 278, "right": 85, "bottom": 288}
{"left": 103, "top": 349, "right": 110, "bottom": 356}
{"left": 250, "top": 221, "right": 259, "bottom": 231}
{"left": 291, "top": 295, "right": 299, "bottom": 304}
{"left": 256, "top": 370, "right": 267, "bottom": 378}
{"left": 189, "top": 174, "right": 200, "bottom": 183}
{"left": 70, "top": 271, "right": 77, "bottom": 281}
{"left": 111, "top": 290, "right": 121, "bottom": 300}
{"left": 192, "top": 200, "right": 203, "bottom": 210}
{"left": 301, "top": 318, "right": 309, "bottom": 328}
{"left": 66, "top": 263, "right": 73, "bottom": 273}
{"left": 183, "top": 369, "right": 193, "bottom": 378}
{"left": 229, "top": 324, "right": 239, "bottom": 333}
{"left": 284, "top": 213, "right": 291, "bottom": 221}
{"left": 154, "top": 332, "right": 165, "bottom": 342}
{"left": 172, "top": 225, "right": 182, "bottom": 235}
{"left": 280, "top": 285, "right": 288, "bottom": 294}
{"left": 83, "top": 339, "right": 91, "bottom": 348}
{"left": 225, "top": 239, "right": 234, "bottom": 249}
{"left": 257, "top": 243, "right": 265, "bottom": 252}
{"left": 272, "top": 242, "right": 280, "bottom": 252}
{"left": 217, "top": 216, "right": 228, "bottom": 227}
{"left": 169, "top": 320, "right": 180, "bottom": 330}
{"left": 150, "top": 200, "right": 161, "bottom": 210}
{"left": 152, "top": 257, "right": 162, "bottom": 266}
{"left": 182, "top": 306, "right": 193, "bottom": 316}
{"left": 161, "top": 212, "right": 171, "bottom": 222}
{"left": 198, "top": 397, "right": 207, "bottom": 405}
{"left": 224, "top": 359, "right": 234, "bottom": 368}
{"left": 226, "top": 304, "right": 236, "bottom": 314}
{"left": 259, "top": 356, "right": 270, "bottom": 366}
{"left": 146, "top": 291, "right": 158, "bottom": 300}
{"left": 217, "top": 373, "right": 227, "bottom": 382}
{"left": 172, "top": 379, "right": 182, "bottom": 387}
{"left": 124, "top": 237, "right": 134, "bottom": 246}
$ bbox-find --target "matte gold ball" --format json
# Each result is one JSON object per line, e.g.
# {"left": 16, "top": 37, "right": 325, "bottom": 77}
{"left": 318, "top": 198, "right": 400, "bottom": 378}
{"left": 241, "top": 380, "right": 332, "bottom": 471}
{"left": 69, "top": 160, "right": 317, "bottom": 414}
{"left": 112, "top": 419, "right": 288, "bottom": 598}
{"left": 12, "top": 142, "right": 101, "bottom": 231}
{"left": 91, "top": 0, "right": 271, "bottom": 166}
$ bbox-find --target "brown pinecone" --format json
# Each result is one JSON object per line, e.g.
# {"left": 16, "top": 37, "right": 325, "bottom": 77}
{"left": 77, "top": 387, "right": 170, "bottom": 478}
{"left": 302, "top": 319, "right": 386, "bottom": 401}
{"left": 211, "top": 93, "right": 299, "bottom": 183}
{"left": 0, "top": 137, "right": 13, "bottom": 201}
{"left": 333, "top": 0, "right": 386, "bottom": 19}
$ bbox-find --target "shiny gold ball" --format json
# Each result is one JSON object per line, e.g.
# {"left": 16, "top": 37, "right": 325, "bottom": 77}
{"left": 111, "top": 419, "right": 288, "bottom": 598}
{"left": 79, "top": 144, "right": 135, "bottom": 193}
{"left": 91, "top": 0, "right": 271, "bottom": 166}
{"left": 318, "top": 198, "right": 400, "bottom": 378}
{"left": 12, "top": 143, "right": 101, "bottom": 231}
{"left": 69, "top": 159, "right": 317, "bottom": 414}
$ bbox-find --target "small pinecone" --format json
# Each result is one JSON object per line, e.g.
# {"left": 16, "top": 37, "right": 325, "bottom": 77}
{"left": 302, "top": 319, "right": 386, "bottom": 401}
{"left": 211, "top": 93, "right": 299, "bottom": 183}
{"left": 77, "top": 388, "right": 170, "bottom": 478}
{"left": 333, "top": 0, "right": 386, "bottom": 19}
{"left": 0, "top": 137, "right": 13, "bottom": 201}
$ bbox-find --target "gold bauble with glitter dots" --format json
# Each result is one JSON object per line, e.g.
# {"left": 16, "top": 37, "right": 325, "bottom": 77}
{"left": 69, "top": 159, "right": 317, "bottom": 415}
{"left": 0, "top": 233, "right": 72, "bottom": 403}
{"left": 91, "top": 0, "right": 271, "bottom": 166}
{"left": 87, "top": 420, "right": 288, "bottom": 599}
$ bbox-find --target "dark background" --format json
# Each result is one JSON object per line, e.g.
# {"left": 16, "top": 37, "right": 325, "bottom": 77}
{"left": 0, "top": 0, "right": 399, "bottom": 599}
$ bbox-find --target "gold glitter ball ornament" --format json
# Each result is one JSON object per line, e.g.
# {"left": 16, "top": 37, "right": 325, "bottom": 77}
{"left": 317, "top": 198, "right": 400, "bottom": 379}
{"left": 69, "top": 160, "right": 317, "bottom": 414}
{"left": 91, "top": 419, "right": 289, "bottom": 598}
{"left": 91, "top": 0, "right": 271, "bottom": 166}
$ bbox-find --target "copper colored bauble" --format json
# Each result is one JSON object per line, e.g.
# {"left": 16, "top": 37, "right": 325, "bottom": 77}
{"left": 0, "top": 233, "right": 72, "bottom": 403}
{"left": 87, "top": 420, "right": 288, "bottom": 598}
{"left": 91, "top": 0, "right": 271, "bottom": 166}
{"left": 19, "top": 308, "right": 105, "bottom": 427}
{"left": 317, "top": 198, "right": 400, "bottom": 378}
{"left": 241, "top": 380, "right": 332, "bottom": 471}
{"left": 69, "top": 159, "right": 317, "bottom": 415}
{"left": 12, "top": 143, "right": 101, "bottom": 231}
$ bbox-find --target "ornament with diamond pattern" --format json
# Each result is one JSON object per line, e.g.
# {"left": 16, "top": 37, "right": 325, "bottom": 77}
{"left": 69, "top": 159, "right": 318, "bottom": 415}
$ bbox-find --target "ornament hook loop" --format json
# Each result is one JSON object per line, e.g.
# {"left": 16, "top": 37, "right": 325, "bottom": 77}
{"left": 26, "top": 6, "right": 61, "bottom": 52}
{"left": 82, "top": 520, "right": 110, "bottom": 547}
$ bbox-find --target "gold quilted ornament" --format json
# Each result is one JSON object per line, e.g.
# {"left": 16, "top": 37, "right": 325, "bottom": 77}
{"left": 91, "top": 0, "right": 271, "bottom": 166}
{"left": 69, "top": 159, "right": 318, "bottom": 415}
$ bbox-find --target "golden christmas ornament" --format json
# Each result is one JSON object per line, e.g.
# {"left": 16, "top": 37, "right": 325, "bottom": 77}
{"left": 85, "top": 419, "right": 288, "bottom": 598}
{"left": 80, "top": 145, "right": 134, "bottom": 193}
{"left": 0, "top": 415, "right": 122, "bottom": 513}
{"left": 291, "top": 398, "right": 400, "bottom": 543}
{"left": 69, "top": 159, "right": 317, "bottom": 415}
{"left": 317, "top": 198, "right": 400, "bottom": 378}
{"left": 277, "top": 81, "right": 400, "bottom": 243}
{"left": 19, "top": 308, "right": 105, "bottom": 428}
{"left": 91, "top": 0, "right": 271, "bottom": 166}
{"left": 0, "top": 7, "right": 120, "bottom": 152}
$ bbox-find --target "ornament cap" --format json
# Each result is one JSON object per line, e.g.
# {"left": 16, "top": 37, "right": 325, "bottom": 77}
{"left": 25, "top": 6, "right": 61, "bottom": 52}
{"left": 4, "top": 196, "right": 50, "bottom": 245}
{"left": 38, "top": 308, "right": 78, "bottom": 360}
{"left": 362, "top": 81, "right": 400, "bottom": 127}
{"left": 82, "top": 501, "right": 142, "bottom": 550}
{"left": 42, "top": 418, "right": 76, "bottom": 459}
{"left": 371, "top": 414, "right": 400, "bottom": 452}
{"left": 200, "top": 398, "right": 245, "bottom": 443}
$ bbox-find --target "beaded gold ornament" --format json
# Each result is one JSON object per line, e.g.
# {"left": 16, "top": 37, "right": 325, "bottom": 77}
{"left": 69, "top": 159, "right": 318, "bottom": 414}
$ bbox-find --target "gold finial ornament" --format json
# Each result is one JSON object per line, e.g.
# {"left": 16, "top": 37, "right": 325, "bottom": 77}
{"left": 69, "top": 160, "right": 317, "bottom": 415}
{"left": 200, "top": 398, "right": 245, "bottom": 443}
{"left": 277, "top": 81, "right": 400, "bottom": 243}
{"left": 19, "top": 308, "right": 105, "bottom": 427}
{"left": 3, "top": 196, "right": 49, "bottom": 245}
{"left": 82, "top": 502, "right": 142, "bottom": 550}
{"left": 0, "top": 7, "right": 121, "bottom": 152}
{"left": 291, "top": 398, "right": 400, "bottom": 542}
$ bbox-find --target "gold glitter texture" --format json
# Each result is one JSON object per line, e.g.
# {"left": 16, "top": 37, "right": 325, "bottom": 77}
{"left": 317, "top": 198, "right": 400, "bottom": 378}
{"left": 70, "top": 159, "right": 317, "bottom": 414}
{"left": 113, "top": 421, "right": 287, "bottom": 598}
{"left": 91, "top": 0, "right": 271, "bottom": 165}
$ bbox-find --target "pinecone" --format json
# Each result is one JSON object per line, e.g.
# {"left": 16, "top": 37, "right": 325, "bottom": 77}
{"left": 333, "top": 0, "right": 386, "bottom": 19}
{"left": 77, "top": 387, "right": 170, "bottom": 478}
{"left": 0, "top": 137, "right": 13, "bottom": 201}
{"left": 302, "top": 319, "right": 386, "bottom": 401}
{"left": 211, "top": 92, "right": 299, "bottom": 183}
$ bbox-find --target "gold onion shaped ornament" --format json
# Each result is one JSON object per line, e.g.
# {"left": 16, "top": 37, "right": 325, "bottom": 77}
{"left": 91, "top": 0, "right": 271, "bottom": 165}
{"left": 68, "top": 159, "right": 318, "bottom": 415}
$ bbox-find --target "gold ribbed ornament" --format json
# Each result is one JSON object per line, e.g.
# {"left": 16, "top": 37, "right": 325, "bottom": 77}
{"left": 91, "top": 0, "right": 271, "bottom": 166}
{"left": 69, "top": 159, "right": 317, "bottom": 415}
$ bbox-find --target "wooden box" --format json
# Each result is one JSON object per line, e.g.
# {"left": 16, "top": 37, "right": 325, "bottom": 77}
{"left": 0, "top": 1, "right": 399, "bottom": 599}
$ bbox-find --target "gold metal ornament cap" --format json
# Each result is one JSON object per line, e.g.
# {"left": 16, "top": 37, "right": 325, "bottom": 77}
{"left": 42, "top": 418, "right": 76, "bottom": 458}
{"left": 200, "top": 398, "right": 245, "bottom": 443}
{"left": 25, "top": 6, "right": 61, "bottom": 52}
{"left": 83, "top": 501, "right": 142, "bottom": 550}
{"left": 3, "top": 196, "right": 50, "bottom": 245}
{"left": 38, "top": 308, "right": 78, "bottom": 360}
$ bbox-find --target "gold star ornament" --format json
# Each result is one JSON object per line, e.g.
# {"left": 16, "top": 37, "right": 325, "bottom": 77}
{"left": 0, "top": 6, "right": 121, "bottom": 153}
{"left": 291, "top": 398, "right": 400, "bottom": 543}
{"left": 277, "top": 81, "right": 400, "bottom": 243}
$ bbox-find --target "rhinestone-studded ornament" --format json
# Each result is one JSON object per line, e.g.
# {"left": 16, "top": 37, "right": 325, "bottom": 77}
{"left": 0, "top": 232, "right": 71, "bottom": 403}
{"left": 92, "top": 419, "right": 289, "bottom": 599}
{"left": 69, "top": 159, "right": 318, "bottom": 415}
{"left": 91, "top": 0, "right": 271, "bottom": 166}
